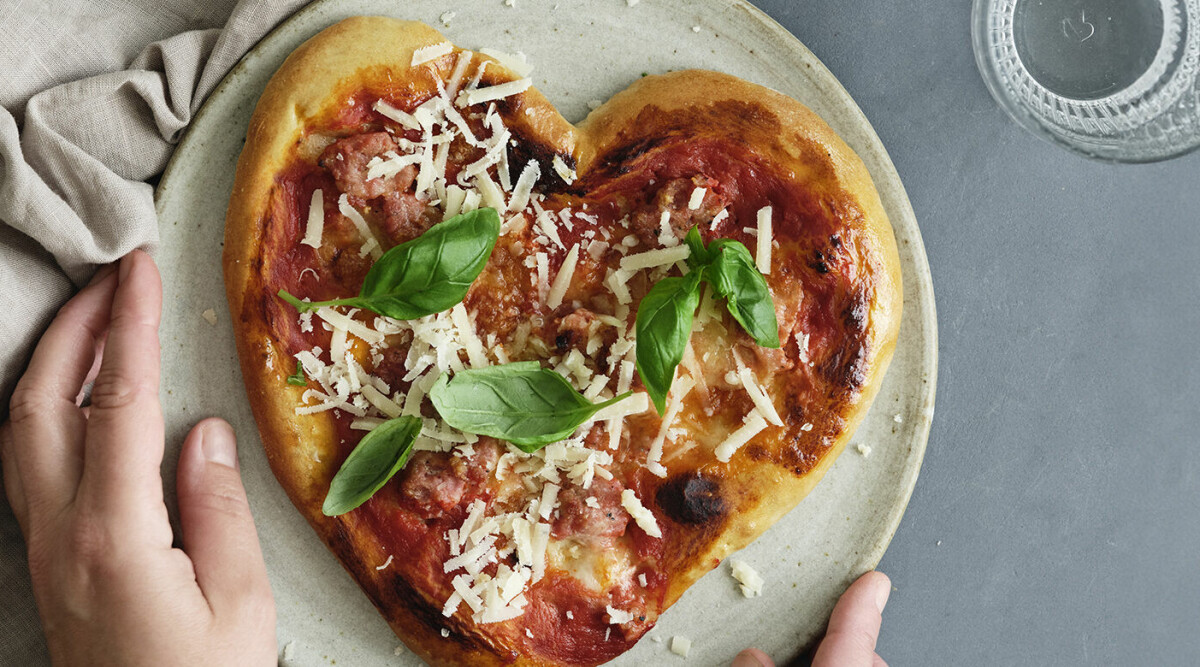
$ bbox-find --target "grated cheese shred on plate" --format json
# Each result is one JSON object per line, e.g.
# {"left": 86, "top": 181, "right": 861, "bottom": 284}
{"left": 670, "top": 635, "right": 692, "bottom": 658}
{"left": 729, "top": 559, "right": 764, "bottom": 597}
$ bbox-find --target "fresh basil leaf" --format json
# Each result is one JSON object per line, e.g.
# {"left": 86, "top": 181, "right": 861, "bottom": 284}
{"left": 706, "top": 240, "right": 781, "bottom": 348}
{"left": 279, "top": 207, "right": 501, "bottom": 320}
{"left": 635, "top": 270, "right": 704, "bottom": 415}
{"left": 286, "top": 361, "right": 307, "bottom": 386}
{"left": 684, "top": 226, "right": 713, "bottom": 266}
{"left": 683, "top": 226, "right": 781, "bottom": 349}
{"left": 429, "top": 363, "right": 632, "bottom": 451}
{"left": 322, "top": 415, "right": 421, "bottom": 516}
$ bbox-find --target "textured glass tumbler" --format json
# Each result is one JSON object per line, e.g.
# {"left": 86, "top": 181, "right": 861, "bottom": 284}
{"left": 973, "top": 0, "right": 1200, "bottom": 162}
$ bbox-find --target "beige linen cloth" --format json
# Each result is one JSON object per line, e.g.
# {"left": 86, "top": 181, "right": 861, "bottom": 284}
{"left": 0, "top": 0, "right": 308, "bottom": 661}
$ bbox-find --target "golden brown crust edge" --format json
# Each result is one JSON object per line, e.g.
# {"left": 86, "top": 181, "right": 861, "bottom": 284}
{"left": 224, "top": 16, "right": 903, "bottom": 666}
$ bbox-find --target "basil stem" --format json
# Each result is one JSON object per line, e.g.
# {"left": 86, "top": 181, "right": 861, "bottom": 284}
{"left": 322, "top": 415, "right": 421, "bottom": 516}
{"left": 286, "top": 361, "right": 307, "bottom": 386}
{"left": 635, "top": 270, "right": 705, "bottom": 415}
{"left": 429, "top": 362, "right": 633, "bottom": 451}
{"left": 685, "top": 226, "right": 780, "bottom": 348}
{"left": 279, "top": 207, "right": 501, "bottom": 320}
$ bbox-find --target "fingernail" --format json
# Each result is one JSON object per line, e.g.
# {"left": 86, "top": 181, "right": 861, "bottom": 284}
{"left": 200, "top": 420, "right": 238, "bottom": 469}
{"left": 88, "top": 262, "right": 119, "bottom": 286}
{"left": 731, "top": 650, "right": 770, "bottom": 667}
{"left": 872, "top": 575, "right": 892, "bottom": 612}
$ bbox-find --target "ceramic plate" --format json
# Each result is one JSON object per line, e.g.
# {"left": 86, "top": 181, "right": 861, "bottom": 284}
{"left": 154, "top": 1, "right": 937, "bottom": 664}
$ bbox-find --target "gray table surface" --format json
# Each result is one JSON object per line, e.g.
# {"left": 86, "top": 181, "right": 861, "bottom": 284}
{"left": 2, "top": 2, "right": 1197, "bottom": 666}
{"left": 748, "top": 1, "right": 1200, "bottom": 665}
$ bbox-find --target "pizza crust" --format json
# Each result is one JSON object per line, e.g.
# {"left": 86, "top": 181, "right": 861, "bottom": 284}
{"left": 225, "top": 15, "right": 901, "bottom": 666}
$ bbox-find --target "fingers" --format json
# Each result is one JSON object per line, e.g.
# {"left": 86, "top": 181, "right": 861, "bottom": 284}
{"left": 731, "top": 648, "right": 774, "bottom": 667}
{"left": 1, "top": 422, "right": 29, "bottom": 532}
{"left": 79, "top": 251, "right": 167, "bottom": 520}
{"left": 6, "top": 263, "right": 119, "bottom": 523}
{"left": 176, "top": 419, "right": 274, "bottom": 622}
{"left": 812, "top": 571, "right": 891, "bottom": 667}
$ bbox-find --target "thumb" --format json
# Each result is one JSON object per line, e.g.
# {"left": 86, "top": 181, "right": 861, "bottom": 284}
{"left": 176, "top": 418, "right": 273, "bottom": 619}
{"left": 812, "top": 570, "right": 890, "bottom": 667}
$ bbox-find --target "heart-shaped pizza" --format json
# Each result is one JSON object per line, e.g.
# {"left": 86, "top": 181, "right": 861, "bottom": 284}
{"left": 224, "top": 16, "right": 901, "bottom": 666}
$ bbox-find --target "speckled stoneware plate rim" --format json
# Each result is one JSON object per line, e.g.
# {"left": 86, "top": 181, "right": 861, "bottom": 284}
{"left": 155, "top": 1, "right": 937, "bottom": 665}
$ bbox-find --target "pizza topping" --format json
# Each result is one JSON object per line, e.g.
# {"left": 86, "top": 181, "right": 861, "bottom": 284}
{"left": 322, "top": 416, "right": 421, "bottom": 516}
{"left": 545, "top": 244, "right": 579, "bottom": 309}
{"left": 301, "top": 189, "right": 325, "bottom": 248}
{"left": 478, "top": 48, "right": 533, "bottom": 77}
{"left": 756, "top": 206, "right": 773, "bottom": 274}
{"left": 606, "top": 606, "right": 635, "bottom": 625}
{"left": 429, "top": 362, "right": 633, "bottom": 449}
{"left": 321, "top": 132, "right": 411, "bottom": 200}
{"left": 620, "top": 489, "right": 662, "bottom": 538}
{"left": 713, "top": 411, "right": 769, "bottom": 463}
{"left": 458, "top": 77, "right": 533, "bottom": 107}
{"left": 411, "top": 41, "right": 453, "bottom": 67}
{"left": 278, "top": 208, "right": 501, "bottom": 320}
{"left": 552, "top": 477, "right": 628, "bottom": 539}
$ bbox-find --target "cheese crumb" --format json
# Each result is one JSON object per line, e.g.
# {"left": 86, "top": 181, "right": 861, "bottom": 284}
{"left": 281, "top": 641, "right": 295, "bottom": 661}
{"left": 201, "top": 308, "right": 217, "bottom": 326}
{"left": 394, "top": 645, "right": 407, "bottom": 656}
{"left": 375, "top": 554, "right": 395, "bottom": 571}
{"left": 730, "top": 559, "right": 764, "bottom": 597}
{"left": 627, "top": 0, "right": 639, "bottom": 6}
{"left": 692, "top": 25, "right": 701, "bottom": 33}
{"left": 606, "top": 605, "right": 635, "bottom": 624}
{"left": 856, "top": 443, "right": 873, "bottom": 458}
{"left": 671, "top": 635, "right": 692, "bottom": 657}
{"left": 439, "top": 10, "right": 456, "bottom": 26}
{"left": 441, "top": 628, "right": 450, "bottom": 638}
{"left": 894, "top": 413, "right": 904, "bottom": 423}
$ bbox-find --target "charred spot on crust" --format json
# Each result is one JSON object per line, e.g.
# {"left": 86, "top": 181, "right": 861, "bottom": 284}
{"left": 587, "top": 135, "right": 668, "bottom": 181}
{"left": 820, "top": 288, "right": 871, "bottom": 394}
{"left": 656, "top": 473, "right": 727, "bottom": 526}
{"left": 506, "top": 128, "right": 573, "bottom": 195}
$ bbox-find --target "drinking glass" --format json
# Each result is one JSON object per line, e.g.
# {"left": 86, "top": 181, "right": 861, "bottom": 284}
{"left": 972, "top": 0, "right": 1200, "bottom": 162}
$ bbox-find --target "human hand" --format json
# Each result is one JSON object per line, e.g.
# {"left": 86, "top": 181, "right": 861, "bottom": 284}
{"left": 0, "top": 251, "right": 276, "bottom": 666}
{"left": 732, "top": 570, "right": 890, "bottom": 667}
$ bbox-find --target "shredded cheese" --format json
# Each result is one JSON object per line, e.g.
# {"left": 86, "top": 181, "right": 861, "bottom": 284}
{"left": 619, "top": 245, "right": 690, "bottom": 272}
{"left": 301, "top": 189, "right": 325, "bottom": 248}
{"left": 620, "top": 489, "right": 662, "bottom": 538}
{"left": 460, "top": 78, "right": 532, "bottom": 106}
{"left": 713, "top": 412, "right": 768, "bottom": 462}
{"left": 687, "top": 187, "right": 707, "bottom": 210}
{"left": 729, "top": 559, "right": 764, "bottom": 597}
{"left": 756, "top": 206, "right": 773, "bottom": 274}
{"left": 412, "top": 41, "right": 453, "bottom": 66}
{"left": 546, "top": 245, "right": 579, "bottom": 309}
